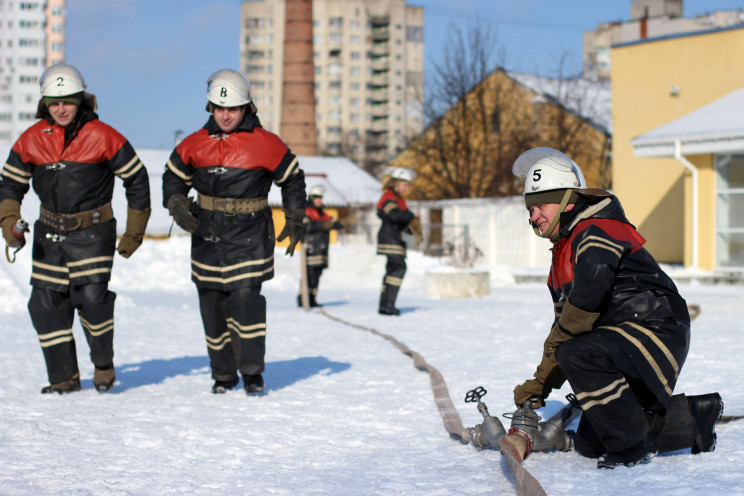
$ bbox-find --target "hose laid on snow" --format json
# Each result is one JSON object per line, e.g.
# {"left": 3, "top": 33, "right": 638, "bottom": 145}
{"left": 319, "top": 310, "right": 466, "bottom": 442}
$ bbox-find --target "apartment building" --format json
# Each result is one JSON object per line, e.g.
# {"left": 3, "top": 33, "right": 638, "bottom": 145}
{"left": 240, "top": 0, "right": 424, "bottom": 169}
{"left": 583, "top": 0, "right": 744, "bottom": 80}
{"left": 0, "top": 0, "right": 65, "bottom": 145}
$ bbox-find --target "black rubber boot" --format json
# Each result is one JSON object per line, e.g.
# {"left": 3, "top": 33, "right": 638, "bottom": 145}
{"left": 212, "top": 377, "right": 239, "bottom": 394}
{"left": 597, "top": 435, "right": 657, "bottom": 469}
{"left": 378, "top": 299, "right": 400, "bottom": 316}
{"left": 688, "top": 393, "right": 724, "bottom": 454}
{"left": 243, "top": 374, "right": 265, "bottom": 394}
{"left": 309, "top": 295, "right": 323, "bottom": 308}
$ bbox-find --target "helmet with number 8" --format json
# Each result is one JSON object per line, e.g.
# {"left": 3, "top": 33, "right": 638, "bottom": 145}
{"left": 206, "top": 69, "right": 252, "bottom": 109}
{"left": 512, "top": 147, "right": 586, "bottom": 196}
{"left": 39, "top": 63, "right": 86, "bottom": 97}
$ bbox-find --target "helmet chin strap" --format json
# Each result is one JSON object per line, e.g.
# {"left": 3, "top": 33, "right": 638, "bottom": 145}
{"left": 530, "top": 189, "right": 574, "bottom": 241}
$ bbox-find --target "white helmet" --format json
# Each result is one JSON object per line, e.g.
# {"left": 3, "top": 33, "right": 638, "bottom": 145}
{"left": 512, "top": 147, "right": 586, "bottom": 195}
{"left": 206, "top": 69, "right": 252, "bottom": 108}
{"left": 40, "top": 63, "right": 86, "bottom": 97}
{"left": 309, "top": 185, "right": 326, "bottom": 197}
{"left": 391, "top": 167, "right": 416, "bottom": 182}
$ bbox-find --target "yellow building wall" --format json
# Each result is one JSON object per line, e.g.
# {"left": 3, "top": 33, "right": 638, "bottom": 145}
{"left": 611, "top": 27, "right": 744, "bottom": 267}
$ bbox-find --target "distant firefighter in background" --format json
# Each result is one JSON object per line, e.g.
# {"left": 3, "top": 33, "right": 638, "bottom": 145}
{"left": 376, "top": 167, "right": 421, "bottom": 316}
{"left": 298, "top": 185, "right": 354, "bottom": 308}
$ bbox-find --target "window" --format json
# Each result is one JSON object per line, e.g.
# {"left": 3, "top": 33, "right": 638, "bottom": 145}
{"left": 350, "top": 35, "right": 361, "bottom": 44}
{"left": 350, "top": 98, "right": 360, "bottom": 107}
{"left": 350, "top": 51, "right": 361, "bottom": 60}
{"left": 715, "top": 154, "right": 744, "bottom": 268}
{"left": 350, "top": 67, "right": 361, "bottom": 76}
{"left": 329, "top": 17, "right": 343, "bottom": 27}
{"left": 329, "top": 95, "right": 341, "bottom": 105}
{"left": 491, "top": 109, "right": 501, "bottom": 134}
{"left": 329, "top": 32, "right": 342, "bottom": 43}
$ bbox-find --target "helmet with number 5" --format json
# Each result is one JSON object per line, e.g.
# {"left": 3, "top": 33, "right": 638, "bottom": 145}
{"left": 39, "top": 63, "right": 86, "bottom": 97}
{"left": 206, "top": 69, "right": 252, "bottom": 109}
{"left": 512, "top": 147, "right": 586, "bottom": 196}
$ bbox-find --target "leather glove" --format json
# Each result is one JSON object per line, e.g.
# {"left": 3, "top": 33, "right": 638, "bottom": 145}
{"left": 408, "top": 217, "right": 423, "bottom": 244}
{"left": 0, "top": 199, "right": 23, "bottom": 248}
{"left": 117, "top": 206, "right": 151, "bottom": 258}
{"left": 321, "top": 220, "right": 335, "bottom": 231}
{"left": 277, "top": 208, "right": 304, "bottom": 256}
{"left": 514, "top": 353, "right": 566, "bottom": 409}
{"left": 338, "top": 213, "right": 357, "bottom": 229}
{"left": 544, "top": 322, "right": 573, "bottom": 364}
{"left": 166, "top": 194, "right": 198, "bottom": 233}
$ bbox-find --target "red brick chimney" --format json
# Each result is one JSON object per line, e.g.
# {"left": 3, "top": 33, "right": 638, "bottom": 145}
{"left": 281, "top": 0, "right": 317, "bottom": 155}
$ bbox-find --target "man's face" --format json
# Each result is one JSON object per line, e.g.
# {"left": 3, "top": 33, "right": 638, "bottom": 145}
{"left": 48, "top": 101, "right": 79, "bottom": 127}
{"left": 213, "top": 105, "right": 246, "bottom": 133}
{"left": 528, "top": 202, "right": 574, "bottom": 238}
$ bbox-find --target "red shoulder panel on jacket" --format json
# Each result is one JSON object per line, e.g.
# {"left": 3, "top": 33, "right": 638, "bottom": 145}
{"left": 177, "top": 127, "right": 289, "bottom": 171}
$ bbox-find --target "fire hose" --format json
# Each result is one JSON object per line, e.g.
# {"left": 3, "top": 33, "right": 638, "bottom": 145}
{"left": 319, "top": 309, "right": 581, "bottom": 495}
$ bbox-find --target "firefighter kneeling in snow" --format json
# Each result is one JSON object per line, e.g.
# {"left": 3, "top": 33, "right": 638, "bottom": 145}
{"left": 0, "top": 64, "right": 151, "bottom": 394}
{"left": 297, "top": 185, "right": 353, "bottom": 308}
{"left": 163, "top": 69, "right": 305, "bottom": 395}
{"left": 511, "top": 147, "right": 723, "bottom": 469}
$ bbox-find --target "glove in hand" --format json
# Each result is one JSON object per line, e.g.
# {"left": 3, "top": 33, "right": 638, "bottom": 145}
{"left": 0, "top": 199, "right": 23, "bottom": 248}
{"left": 117, "top": 206, "right": 151, "bottom": 258}
{"left": 277, "top": 208, "right": 305, "bottom": 256}
{"left": 166, "top": 195, "right": 198, "bottom": 233}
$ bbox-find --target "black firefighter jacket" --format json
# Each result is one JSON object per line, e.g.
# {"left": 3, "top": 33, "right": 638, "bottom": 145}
{"left": 376, "top": 188, "right": 414, "bottom": 258}
{"left": 0, "top": 110, "right": 151, "bottom": 291}
{"left": 548, "top": 189, "right": 691, "bottom": 407}
{"left": 162, "top": 114, "right": 306, "bottom": 291}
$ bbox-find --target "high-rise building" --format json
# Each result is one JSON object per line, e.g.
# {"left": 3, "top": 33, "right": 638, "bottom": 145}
{"left": 240, "top": 0, "right": 424, "bottom": 170}
{"left": 0, "top": 0, "right": 66, "bottom": 145}
{"left": 583, "top": 0, "right": 744, "bottom": 81}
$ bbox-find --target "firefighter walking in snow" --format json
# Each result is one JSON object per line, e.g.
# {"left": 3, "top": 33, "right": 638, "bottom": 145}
{"left": 376, "top": 167, "right": 420, "bottom": 316}
{"left": 0, "top": 64, "right": 151, "bottom": 394}
{"left": 162, "top": 69, "right": 306, "bottom": 395}
{"left": 510, "top": 147, "right": 723, "bottom": 469}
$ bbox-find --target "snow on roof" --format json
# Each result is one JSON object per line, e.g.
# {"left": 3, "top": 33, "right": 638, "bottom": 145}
{"left": 509, "top": 72, "right": 613, "bottom": 134}
{"left": 0, "top": 146, "right": 380, "bottom": 235}
{"left": 268, "top": 155, "right": 381, "bottom": 208}
{"left": 632, "top": 87, "right": 744, "bottom": 157}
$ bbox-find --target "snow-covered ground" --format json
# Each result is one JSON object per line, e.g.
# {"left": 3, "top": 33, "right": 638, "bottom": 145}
{"left": 1, "top": 237, "right": 742, "bottom": 495}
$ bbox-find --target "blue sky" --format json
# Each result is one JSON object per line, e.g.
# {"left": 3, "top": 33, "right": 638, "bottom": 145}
{"left": 66, "top": 0, "right": 744, "bottom": 150}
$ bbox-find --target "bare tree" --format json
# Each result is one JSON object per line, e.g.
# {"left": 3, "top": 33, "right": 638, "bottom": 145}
{"left": 395, "top": 23, "right": 611, "bottom": 200}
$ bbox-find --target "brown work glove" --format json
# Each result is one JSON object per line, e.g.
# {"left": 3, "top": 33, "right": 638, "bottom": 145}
{"left": 338, "top": 213, "right": 358, "bottom": 229}
{"left": 117, "top": 206, "right": 151, "bottom": 258}
{"left": 277, "top": 208, "right": 305, "bottom": 256}
{"left": 321, "top": 220, "right": 335, "bottom": 231}
{"left": 514, "top": 353, "right": 566, "bottom": 409}
{"left": 408, "top": 217, "right": 423, "bottom": 244}
{"left": 166, "top": 194, "right": 198, "bottom": 233}
{"left": 0, "top": 199, "right": 23, "bottom": 248}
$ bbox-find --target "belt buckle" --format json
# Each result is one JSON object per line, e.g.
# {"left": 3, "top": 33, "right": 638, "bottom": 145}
{"left": 65, "top": 215, "right": 82, "bottom": 231}
{"left": 223, "top": 199, "right": 236, "bottom": 216}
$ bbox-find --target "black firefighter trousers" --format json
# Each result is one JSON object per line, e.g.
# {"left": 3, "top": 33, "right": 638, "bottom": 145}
{"left": 29, "top": 283, "right": 116, "bottom": 385}
{"left": 556, "top": 322, "right": 694, "bottom": 457}
{"left": 197, "top": 286, "right": 266, "bottom": 381}
{"left": 380, "top": 255, "right": 406, "bottom": 306}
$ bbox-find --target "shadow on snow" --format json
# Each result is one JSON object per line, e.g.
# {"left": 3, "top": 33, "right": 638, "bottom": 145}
{"left": 96, "top": 355, "right": 351, "bottom": 394}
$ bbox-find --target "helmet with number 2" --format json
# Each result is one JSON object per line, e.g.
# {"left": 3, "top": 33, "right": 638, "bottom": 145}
{"left": 512, "top": 147, "right": 586, "bottom": 195}
{"left": 206, "top": 69, "right": 252, "bottom": 108}
{"left": 39, "top": 63, "right": 86, "bottom": 97}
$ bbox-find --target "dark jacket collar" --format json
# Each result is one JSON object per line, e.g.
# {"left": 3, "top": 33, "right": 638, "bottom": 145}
{"left": 204, "top": 112, "right": 263, "bottom": 135}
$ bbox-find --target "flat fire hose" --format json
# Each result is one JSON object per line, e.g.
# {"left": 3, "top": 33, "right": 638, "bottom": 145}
{"left": 319, "top": 310, "right": 549, "bottom": 496}
{"left": 320, "top": 310, "right": 465, "bottom": 439}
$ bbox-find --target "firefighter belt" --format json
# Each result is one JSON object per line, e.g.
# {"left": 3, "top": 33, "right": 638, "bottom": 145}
{"left": 197, "top": 194, "right": 268, "bottom": 215}
{"left": 39, "top": 203, "right": 114, "bottom": 234}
